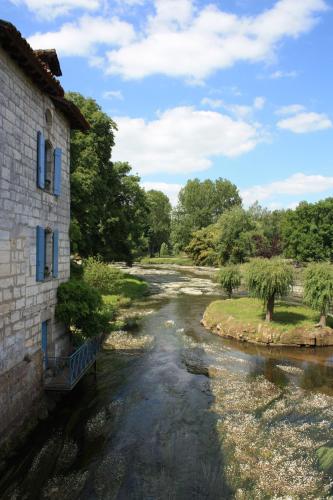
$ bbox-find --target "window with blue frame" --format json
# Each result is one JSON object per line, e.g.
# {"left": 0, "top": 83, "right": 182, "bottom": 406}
{"left": 37, "top": 131, "right": 62, "bottom": 196}
{"left": 36, "top": 226, "right": 59, "bottom": 282}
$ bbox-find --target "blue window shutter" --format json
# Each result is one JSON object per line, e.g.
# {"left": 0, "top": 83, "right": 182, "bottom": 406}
{"left": 52, "top": 229, "right": 59, "bottom": 278}
{"left": 53, "top": 148, "right": 62, "bottom": 196}
{"left": 37, "top": 131, "right": 45, "bottom": 189}
{"left": 36, "top": 226, "right": 45, "bottom": 281}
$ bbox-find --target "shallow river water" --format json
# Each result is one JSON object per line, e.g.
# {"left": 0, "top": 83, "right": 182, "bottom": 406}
{"left": 2, "top": 266, "right": 333, "bottom": 499}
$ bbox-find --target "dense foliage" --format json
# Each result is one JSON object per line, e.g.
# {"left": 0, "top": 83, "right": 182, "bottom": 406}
{"left": 304, "top": 263, "right": 333, "bottom": 326}
{"left": 282, "top": 198, "right": 333, "bottom": 262}
{"left": 246, "top": 258, "right": 294, "bottom": 321}
{"left": 83, "top": 257, "right": 122, "bottom": 294}
{"left": 83, "top": 257, "right": 148, "bottom": 299}
{"left": 67, "top": 93, "right": 148, "bottom": 263}
{"left": 56, "top": 279, "right": 114, "bottom": 341}
{"left": 218, "top": 265, "right": 241, "bottom": 298}
{"left": 217, "top": 206, "right": 255, "bottom": 264}
{"left": 171, "top": 178, "right": 241, "bottom": 249}
{"left": 145, "top": 190, "right": 171, "bottom": 256}
{"left": 185, "top": 224, "right": 219, "bottom": 266}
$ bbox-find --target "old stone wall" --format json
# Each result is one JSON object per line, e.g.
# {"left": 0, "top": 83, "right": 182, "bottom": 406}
{"left": 0, "top": 46, "right": 71, "bottom": 443}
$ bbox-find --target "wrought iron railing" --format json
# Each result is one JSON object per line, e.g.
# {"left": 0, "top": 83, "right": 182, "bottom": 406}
{"left": 45, "top": 336, "right": 100, "bottom": 391}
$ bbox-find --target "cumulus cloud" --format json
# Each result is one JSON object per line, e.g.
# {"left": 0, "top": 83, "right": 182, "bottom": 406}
{"left": 111, "top": 106, "right": 263, "bottom": 175}
{"left": 141, "top": 182, "right": 183, "bottom": 205}
{"left": 241, "top": 173, "right": 333, "bottom": 206}
{"left": 27, "top": 0, "right": 327, "bottom": 80}
{"left": 105, "top": 0, "right": 327, "bottom": 79}
{"left": 9, "top": 0, "right": 101, "bottom": 19}
{"left": 277, "top": 111, "right": 332, "bottom": 133}
{"left": 28, "top": 16, "right": 135, "bottom": 57}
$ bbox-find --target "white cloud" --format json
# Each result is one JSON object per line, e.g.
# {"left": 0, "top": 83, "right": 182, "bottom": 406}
{"left": 277, "top": 111, "right": 332, "bottom": 133}
{"left": 111, "top": 106, "right": 263, "bottom": 175}
{"left": 275, "top": 104, "right": 306, "bottom": 116}
{"left": 28, "top": 16, "right": 135, "bottom": 57}
{"left": 103, "top": 90, "right": 124, "bottom": 100}
{"left": 27, "top": 0, "right": 327, "bottom": 80}
{"left": 141, "top": 182, "right": 183, "bottom": 205}
{"left": 241, "top": 173, "right": 333, "bottom": 206}
{"left": 201, "top": 96, "right": 266, "bottom": 119}
{"left": 254, "top": 97, "right": 266, "bottom": 110}
{"left": 105, "top": 0, "right": 327, "bottom": 79}
{"left": 10, "top": 0, "right": 101, "bottom": 19}
{"left": 269, "top": 70, "right": 298, "bottom": 79}
{"left": 201, "top": 97, "right": 223, "bottom": 109}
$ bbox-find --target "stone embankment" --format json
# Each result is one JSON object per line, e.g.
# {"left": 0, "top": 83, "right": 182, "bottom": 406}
{"left": 202, "top": 304, "right": 333, "bottom": 347}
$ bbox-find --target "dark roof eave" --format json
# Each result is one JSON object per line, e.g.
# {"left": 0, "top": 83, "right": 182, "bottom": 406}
{"left": 51, "top": 96, "right": 90, "bottom": 132}
{"left": 0, "top": 19, "right": 89, "bottom": 131}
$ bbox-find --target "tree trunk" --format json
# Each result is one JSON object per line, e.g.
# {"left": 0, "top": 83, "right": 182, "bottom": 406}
{"left": 265, "top": 294, "right": 275, "bottom": 322}
{"left": 319, "top": 313, "right": 326, "bottom": 328}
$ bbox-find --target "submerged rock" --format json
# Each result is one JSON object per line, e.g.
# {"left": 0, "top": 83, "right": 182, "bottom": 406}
{"left": 103, "top": 331, "right": 154, "bottom": 351}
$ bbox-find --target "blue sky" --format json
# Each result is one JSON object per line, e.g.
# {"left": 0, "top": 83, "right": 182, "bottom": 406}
{"left": 2, "top": 0, "right": 333, "bottom": 207}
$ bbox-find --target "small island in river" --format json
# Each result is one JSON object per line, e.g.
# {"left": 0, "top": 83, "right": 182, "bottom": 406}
{"left": 202, "top": 298, "right": 333, "bottom": 347}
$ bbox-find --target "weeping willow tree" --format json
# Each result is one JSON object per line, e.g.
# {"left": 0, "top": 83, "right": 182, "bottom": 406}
{"left": 218, "top": 265, "right": 241, "bottom": 298}
{"left": 246, "top": 258, "right": 294, "bottom": 322}
{"left": 304, "top": 263, "right": 333, "bottom": 327}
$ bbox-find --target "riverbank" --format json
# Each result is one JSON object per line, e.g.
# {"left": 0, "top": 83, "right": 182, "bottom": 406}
{"left": 202, "top": 297, "right": 333, "bottom": 347}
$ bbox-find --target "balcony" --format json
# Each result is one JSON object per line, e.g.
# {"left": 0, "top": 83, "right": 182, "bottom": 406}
{"left": 45, "top": 337, "right": 100, "bottom": 391}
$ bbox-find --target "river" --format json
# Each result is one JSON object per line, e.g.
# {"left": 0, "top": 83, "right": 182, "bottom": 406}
{"left": 1, "top": 266, "right": 333, "bottom": 499}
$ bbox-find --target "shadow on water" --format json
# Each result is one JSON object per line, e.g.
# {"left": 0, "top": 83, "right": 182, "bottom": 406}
{"left": 0, "top": 295, "right": 232, "bottom": 500}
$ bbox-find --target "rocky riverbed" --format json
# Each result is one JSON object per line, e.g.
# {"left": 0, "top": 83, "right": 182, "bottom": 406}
{"left": 1, "top": 265, "right": 333, "bottom": 499}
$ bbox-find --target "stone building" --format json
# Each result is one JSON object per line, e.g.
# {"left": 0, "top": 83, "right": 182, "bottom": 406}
{"left": 0, "top": 20, "right": 89, "bottom": 445}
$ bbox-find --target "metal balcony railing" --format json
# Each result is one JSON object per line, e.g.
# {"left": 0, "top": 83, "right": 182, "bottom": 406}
{"left": 45, "top": 336, "right": 100, "bottom": 391}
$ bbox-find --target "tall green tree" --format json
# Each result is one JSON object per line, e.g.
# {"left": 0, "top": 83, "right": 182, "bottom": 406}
{"left": 171, "top": 178, "right": 241, "bottom": 249}
{"left": 282, "top": 198, "right": 333, "bottom": 262}
{"left": 217, "top": 206, "right": 255, "bottom": 264}
{"left": 145, "top": 190, "right": 171, "bottom": 256}
{"left": 246, "top": 258, "right": 294, "bottom": 322}
{"left": 304, "top": 263, "right": 333, "bottom": 327}
{"left": 248, "top": 203, "right": 284, "bottom": 258}
{"left": 67, "top": 93, "right": 148, "bottom": 263}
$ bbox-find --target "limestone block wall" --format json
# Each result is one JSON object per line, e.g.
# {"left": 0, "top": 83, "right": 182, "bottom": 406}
{"left": 0, "top": 46, "right": 71, "bottom": 442}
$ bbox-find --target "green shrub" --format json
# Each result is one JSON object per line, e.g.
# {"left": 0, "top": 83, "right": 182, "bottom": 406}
{"left": 160, "top": 242, "right": 169, "bottom": 256}
{"left": 83, "top": 257, "right": 122, "bottom": 294}
{"left": 56, "top": 279, "right": 104, "bottom": 340}
{"left": 218, "top": 265, "right": 241, "bottom": 298}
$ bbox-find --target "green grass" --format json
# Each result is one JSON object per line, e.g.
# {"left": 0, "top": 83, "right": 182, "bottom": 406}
{"left": 111, "top": 274, "right": 149, "bottom": 300}
{"left": 139, "top": 255, "right": 193, "bottom": 266}
{"left": 205, "top": 297, "right": 333, "bottom": 332}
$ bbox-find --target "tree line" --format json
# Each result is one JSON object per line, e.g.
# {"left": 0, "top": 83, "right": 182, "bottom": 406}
{"left": 68, "top": 92, "right": 333, "bottom": 266}
{"left": 174, "top": 180, "right": 333, "bottom": 266}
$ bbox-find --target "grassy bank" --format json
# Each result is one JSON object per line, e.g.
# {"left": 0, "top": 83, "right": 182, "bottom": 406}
{"left": 139, "top": 255, "right": 193, "bottom": 266}
{"left": 203, "top": 297, "right": 333, "bottom": 347}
